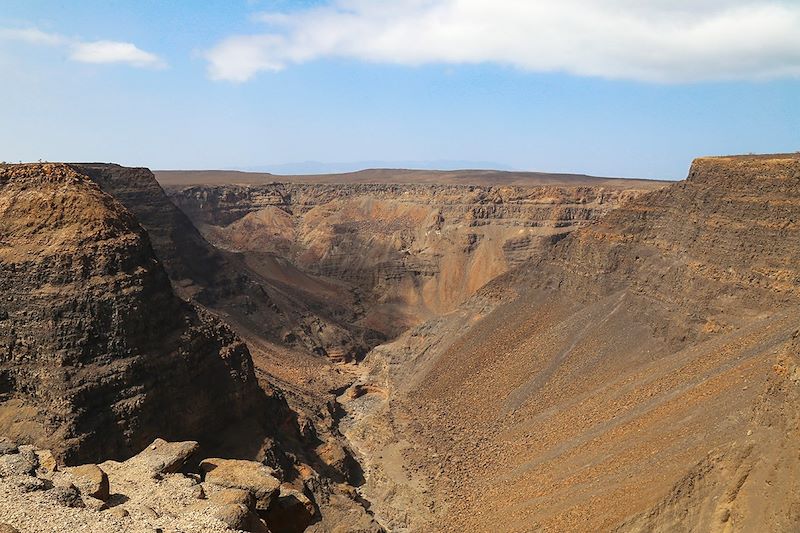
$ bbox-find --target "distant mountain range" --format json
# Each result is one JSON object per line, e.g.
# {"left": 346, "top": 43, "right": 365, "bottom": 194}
{"left": 234, "top": 160, "right": 514, "bottom": 174}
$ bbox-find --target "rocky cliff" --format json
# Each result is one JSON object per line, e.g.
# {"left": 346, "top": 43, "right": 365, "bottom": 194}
{"left": 6, "top": 156, "right": 793, "bottom": 532}
{"left": 0, "top": 163, "right": 383, "bottom": 532}
{"left": 166, "top": 182, "right": 657, "bottom": 336}
{"left": 337, "top": 154, "right": 800, "bottom": 531}
{"left": 74, "top": 164, "right": 382, "bottom": 363}
{"left": 0, "top": 164, "right": 274, "bottom": 465}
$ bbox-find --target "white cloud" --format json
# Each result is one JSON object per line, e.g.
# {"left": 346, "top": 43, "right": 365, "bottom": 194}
{"left": 0, "top": 28, "right": 67, "bottom": 46}
{"left": 0, "top": 27, "right": 165, "bottom": 69}
{"left": 204, "top": 0, "right": 800, "bottom": 83}
{"left": 69, "top": 41, "right": 165, "bottom": 68}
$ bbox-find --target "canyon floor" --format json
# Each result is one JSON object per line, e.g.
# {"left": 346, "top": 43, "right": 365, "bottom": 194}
{"left": 1, "top": 157, "right": 798, "bottom": 532}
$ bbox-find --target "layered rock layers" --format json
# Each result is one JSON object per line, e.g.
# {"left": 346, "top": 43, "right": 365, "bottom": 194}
{"left": 74, "top": 163, "right": 381, "bottom": 364}
{"left": 339, "top": 154, "right": 800, "bottom": 531}
{"left": 0, "top": 163, "right": 382, "bottom": 531}
{"left": 0, "top": 164, "right": 267, "bottom": 464}
{"left": 165, "top": 181, "right": 657, "bottom": 335}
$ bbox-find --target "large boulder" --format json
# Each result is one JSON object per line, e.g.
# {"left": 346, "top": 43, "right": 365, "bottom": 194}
{"left": 124, "top": 438, "right": 199, "bottom": 476}
{"left": 200, "top": 458, "right": 280, "bottom": 511}
{"left": 64, "top": 464, "right": 109, "bottom": 501}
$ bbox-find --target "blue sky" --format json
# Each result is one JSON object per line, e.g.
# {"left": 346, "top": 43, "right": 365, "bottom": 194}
{"left": 1, "top": 0, "right": 799, "bottom": 179}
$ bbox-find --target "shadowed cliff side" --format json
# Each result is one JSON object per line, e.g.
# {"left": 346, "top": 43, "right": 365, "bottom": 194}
{"left": 0, "top": 163, "right": 283, "bottom": 465}
{"left": 72, "top": 163, "right": 383, "bottom": 363}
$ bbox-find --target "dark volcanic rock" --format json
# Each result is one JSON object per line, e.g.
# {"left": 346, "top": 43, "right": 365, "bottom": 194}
{"left": 527, "top": 155, "right": 800, "bottom": 327}
{"left": 0, "top": 164, "right": 272, "bottom": 464}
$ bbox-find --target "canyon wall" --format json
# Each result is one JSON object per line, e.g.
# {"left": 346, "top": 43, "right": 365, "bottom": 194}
{"left": 338, "top": 155, "right": 800, "bottom": 532}
{"left": 7, "top": 157, "right": 791, "bottom": 532}
{"left": 0, "top": 163, "right": 382, "bottom": 531}
{"left": 76, "top": 164, "right": 382, "bottom": 363}
{"left": 0, "top": 164, "right": 271, "bottom": 464}
{"left": 166, "top": 182, "right": 655, "bottom": 335}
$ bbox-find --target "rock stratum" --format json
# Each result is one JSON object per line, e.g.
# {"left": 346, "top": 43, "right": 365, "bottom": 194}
{"left": 163, "top": 180, "right": 658, "bottom": 336}
{"left": 338, "top": 154, "right": 800, "bottom": 532}
{"left": 2, "top": 155, "right": 797, "bottom": 532}
{"left": 0, "top": 163, "right": 381, "bottom": 532}
{"left": 76, "top": 164, "right": 381, "bottom": 364}
{"left": 0, "top": 164, "right": 266, "bottom": 463}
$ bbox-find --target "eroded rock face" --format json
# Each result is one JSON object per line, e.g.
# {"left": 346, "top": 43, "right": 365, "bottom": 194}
{"left": 166, "top": 182, "right": 657, "bottom": 336}
{"left": 0, "top": 164, "right": 269, "bottom": 464}
{"left": 75, "top": 163, "right": 381, "bottom": 364}
{"left": 337, "top": 155, "right": 800, "bottom": 532}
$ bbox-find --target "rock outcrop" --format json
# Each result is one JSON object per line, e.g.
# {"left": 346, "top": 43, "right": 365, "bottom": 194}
{"left": 0, "top": 163, "right": 383, "bottom": 531}
{"left": 7, "top": 155, "right": 794, "bottom": 532}
{"left": 0, "top": 437, "right": 319, "bottom": 533}
{"left": 0, "top": 164, "right": 273, "bottom": 464}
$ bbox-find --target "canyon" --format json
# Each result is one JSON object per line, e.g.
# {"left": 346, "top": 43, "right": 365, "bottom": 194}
{"left": 1, "top": 156, "right": 798, "bottom": 532}
{"left": 160, "top": 174, "right": 656, "bottom": 336}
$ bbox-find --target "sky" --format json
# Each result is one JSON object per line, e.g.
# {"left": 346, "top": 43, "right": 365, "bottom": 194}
{"left": 1, "top": 0, "right": 799, "bottom": 179}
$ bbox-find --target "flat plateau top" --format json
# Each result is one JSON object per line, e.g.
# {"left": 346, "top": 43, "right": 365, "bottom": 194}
{"left": 701, "top": 152, "right": 800, "bottom": 160}
{"left": 154, "top": 168, "right": 668, "bottom": 189}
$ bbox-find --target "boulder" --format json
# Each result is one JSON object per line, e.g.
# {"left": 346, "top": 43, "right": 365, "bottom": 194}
{"left": 34, "top": 449, "right": 57, "bottom": 475}
{"left": 0, "top": 449, "right": 37, "bottom": 477}
{"left": 210, "top": 487, "right": 255, "bottom": 508}
{"left": 0, "top": 524, "right": 20, "bottom": 533}
{"left": 124, "top": 438, "right": 199, "bottom": 476}
{"left": 106, "top": 507, "right": 130, "bottom": 519}
{"left": 209, "top": 503, "right": 269, "bottom": 532}
{"left": 200, "top": 458, "right": 280, "bottom": 511}
{"left": 65, "top": 464, "right": 110, "bottom": 501}
{"left": 137, "top": 505, "right": 159, "bottom": 519}
{"left": 14, "top": 476, "right": 50, "bottom": 492}
{"left": 210, "top": 504, "right": 251, "bottom": 530}
{"left": 190, "top": 483, "right": 206, "bottom": 500}
{"left": 51, "top": 483, "right": 84, "bottom": 508}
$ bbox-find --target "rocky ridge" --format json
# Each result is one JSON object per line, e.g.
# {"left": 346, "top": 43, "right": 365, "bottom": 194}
{"left": 0, "top": 436, "right": 316, "bottom": 533}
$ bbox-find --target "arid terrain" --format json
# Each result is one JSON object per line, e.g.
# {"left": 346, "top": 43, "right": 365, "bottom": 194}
{"left": 1, "top": 155, "right": 798, "bottom": 532}
{"left": 160, "top": 176, "right": 656, "bottom": 335}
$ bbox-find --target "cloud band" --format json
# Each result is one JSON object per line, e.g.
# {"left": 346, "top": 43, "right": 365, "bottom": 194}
{"left": 204, "top": 0, "right": 800, "bottom": 83}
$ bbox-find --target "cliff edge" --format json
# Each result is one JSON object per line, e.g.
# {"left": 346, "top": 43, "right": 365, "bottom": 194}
{"left": 0, "top": 164, "right": 270, "bottom": 464}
